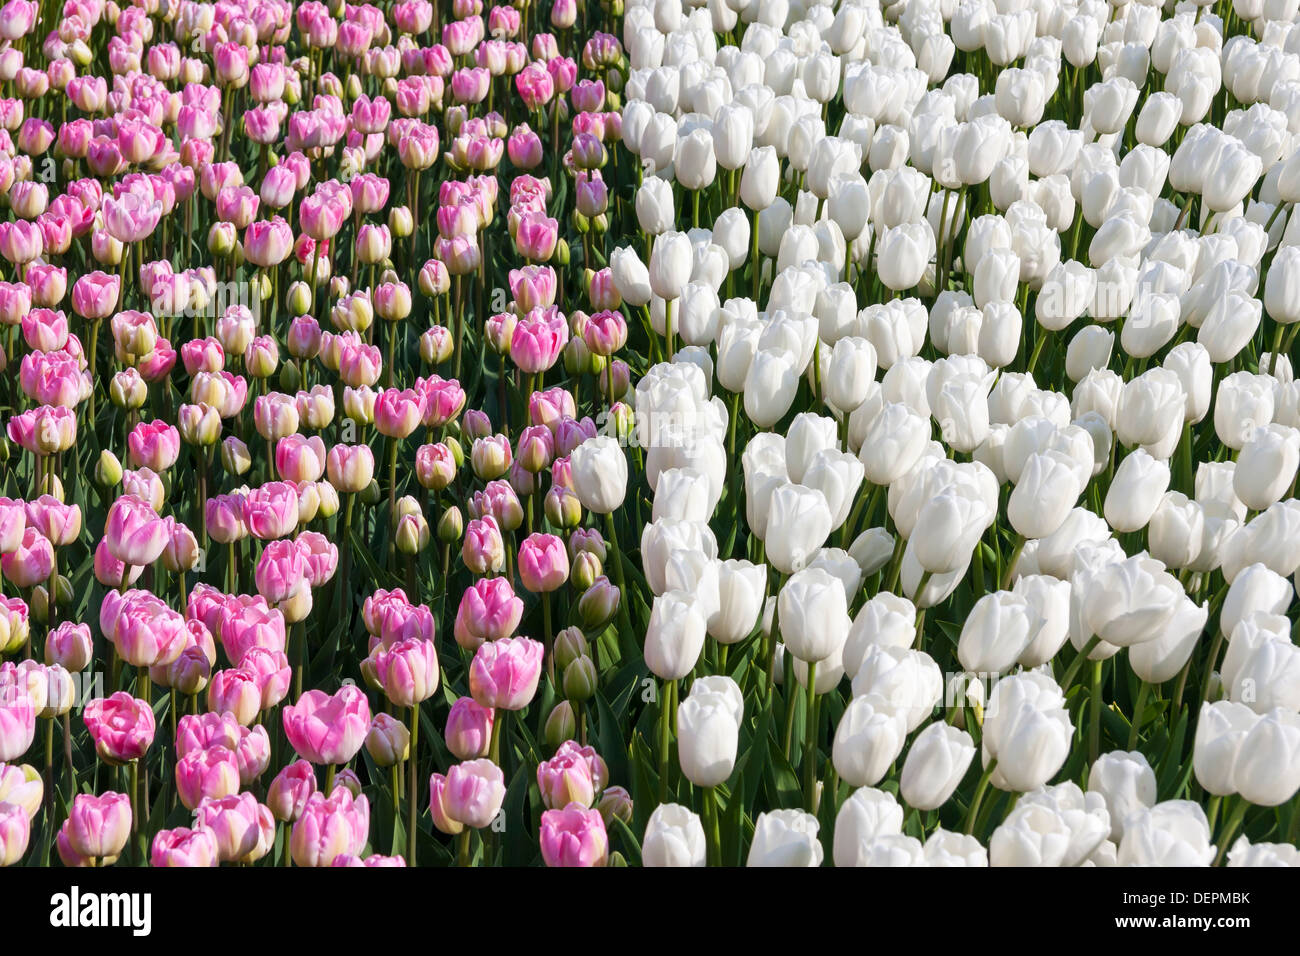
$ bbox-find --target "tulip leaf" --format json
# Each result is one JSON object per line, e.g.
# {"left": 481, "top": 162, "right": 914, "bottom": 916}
{"left": 610, "top": 814, "right": 642, "bottom": 865}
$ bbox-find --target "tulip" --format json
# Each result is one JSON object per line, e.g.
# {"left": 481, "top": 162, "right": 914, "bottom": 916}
{"left": 175, "top": 747, "right": 241, "bottom": 811}
{"left": 83, "top": 693, "right": 154, "bottom": 764}
{"left": 151, "top": 827, "right": 219, "bottom": 868}
{"left": 444, "top": 758, "right": 506, "bottom": 828}
{"left": 956, "top": 592, "right": 1034, "bottom": 675}
{"left": 282, "top": 685, "right": 371, "bottom": 766}
{"left": 469, "top": 637, "right": 544, "bottom": 711}
{"left": 676, "top": 686, "right": 740, "bottom": 789}
{"left": 832, "top": 694, "right": 908, "bottom": 788}
{"left": 644, "top": 591, "right": 707, "bottom": 681}
{"left": 642, "top": 803, "right": 706, "bottom": 867}
{"left": 64, "top": 791, "right": 131, "bottom": 861}
{"left": 569, "top": 436, "right": 627, "bottom": 514}
{"left": 900, "top": 723, "right": 977, "bottom": 811}
{"left": 982, "top": 673, "right": 1073, "bottom": 792}
{"left": 291, "top": 789, "right": 369, "bottom": 867}
{"left": 747, "top": 810, "right": 823, "bottom": 867}
{"left": 539, "top": 803, "right": 608, "bottom": 867}
{"left": 1088, "top": 751, "right": 1158, "bottom": 842}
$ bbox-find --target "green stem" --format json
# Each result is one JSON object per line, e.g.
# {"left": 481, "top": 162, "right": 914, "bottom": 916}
{"left": 659, "top": 678, "right": 676, "bottom": 803}
{"left": 804, "top": 662, "right": 819, "bottom": 812}
{"left": 1213, "top": 798, "right": 1250, "bottom": 866}
{"left": 1089, "top": 659, "right": 1103, "bottom": 765}
{"left": 705, "top": 786, "right": 722, "bottom": 866}
{"left": 964, "top": 759, "right": 997, "bottom": 835}
{"left": 1059, "top": 635, "right": 1102, "bottom": 690}
{"left": 1200, "top": 629, "right": 1226, "bottom": 704}
{"left": 407, "top": 705, "right": 419, "bottom": 866}
{"left": 1128, "top": 680, "right": 1150, "bottom": 750}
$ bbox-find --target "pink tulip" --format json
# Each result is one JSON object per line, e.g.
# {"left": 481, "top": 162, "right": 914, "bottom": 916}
{"left": 283, "top": 685, "right": 371, "bottom": 766}
{"left": 326, "top": 443, "right": 375, "bottom": 493}
{"left": 462, "top": 514, "right": 506, "bottom": 575}
{"left": 207, "top": 669, "right": 262, "bottom": 726}
{"left": 45, "top": 621, "right": 93, "bottom": 672}
{"left": 0, "top": 527, "right": 53, "bottom": 589}
{"left": 419, "top": 377, "right": 467, "bottom": 427}
{"left": 363, "top": 588, "right": 414, "bottom": 636}
{"left": 242, "top": 480, "right": 300, "bottom": 540}
{"left": 83, "top": 692, "right": 155, "bottom": 764}
{"left": 291, "top": 787, "right": 369, "bottom": 867}
{"left": 296, "top": 531, "right": 339, "bottom": 587}
{"left": 7, "top": 403, "right": 76, "bottom": 454}
{"left": 453, "top": 577, "right": 524, "bottom": 650}
{"left": 180, "top": 337, "right": 225, "bottom": 375}
{"left": 507, "top": 124, "right": 543, "bottom": 169}
{"left": 235, "top": 724, "right": 272, "bottom": 785}
{"left": 516, "top": 424, "right": 555, "bottom": 473}
{"left": 515, "top": 62, "right": 555, "bottom": 110}
{"left": 514, "top": 212, "right": 559, "bottom": 262}
{"left": 64, "top": 791, "right": 132, "bottom": 860}
{"left": 252, "top": 391, "right": 297, "bottom": 438}
{"left": 518, "top": 532, "right": 570, "bottom": 593}
{"left": 103, "top": 494, "right": 169, "bottom": 568}
{"left": 193, "top": 792, "right": 273, "bottom": 863}
{"left": 416, "top": 442, "right": 457, "bottom": 490}
{"left": 151, "top": 826, "right": 219, "bottom": 867}
{"left": 20, "top": 308, "right": 69, "bottom": 352}
{"left": 374, "top": 387, "right": 425, "bottom": 438}
{"left": 94, "top": 538, "right": 144, "bottom": 588}
{"left": 0, "top": 680, "right": 35, "bottom": 762}
{"left": 0, "top": 800, "right": 29, "bottom": 866}
{"left": 175, "top": 746, "right": 241, "bottom": 810}
{"left": 255, "top": 538, "right": 309, "bottom": 606}
{"left": 471, "top": 483, "right": 524, "bottom": 535}
{"left": 528, "top": 387, "right": 578, "bottom": 431}
{"left": 330, "top": 853, "right": 406, "bottom": 867}
{"left": 367, "top": 600, "right": 436, "bottom": 650}
{"left": 22, "top": 255, "right": 59, "bottom": 301}
{"left": 444, "top": 758, "right": 506, "bottom": 828}
{"left": 445, "top": 697, "right": 495, "bottom": 761}
{"left": 204, "top": 493, "right": 247, "bottom": 544}
{"left": 537, "top": 747, "right": 595, "bottom": 810}
{"left": 103, "top": 589, "right": 187, "bottom": 668}
{"left": 267, "top": 759, "right": 317, "bottom": 823}
{"left": 19, "top": 350, "right": 81, "bottom": 408}
{"left": 540, "top": 803, "right": 608, "bottom": 867}
{"left": 176, "top": 711, "right": 242, "bottom": 758}
{"left": 469, "top": 636, "right": 544, "bottom": 711}
{"left": 0, "top": 498, "right": 23, "bottom": 554}
{"left": 239, "top": 647, "right": 292, "bottom": 710}
{"left": 372, "top": 637, "right": 440, "bottom": 708}
{"left": 471, "top": 434, "right": 512, "bottom": 480}
{"left": 127, "top": 419, "right": 181, "bottom": 471}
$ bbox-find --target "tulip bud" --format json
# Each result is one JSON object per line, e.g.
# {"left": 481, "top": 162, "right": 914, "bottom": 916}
{"left": 438, "top": 506, "right": 464, "bottom": 543}
{"left": 545, "top": 701, "right": 577, "bottom": 748}
{"left": 570, "top": 550, "right": 602, "bottom": 590}
{"left": 596, "top": 786, "right": 633, "bottom": 828}
{"left": 544, "top": 485, "right": 583, "bottom": 529}
{"left": 577, "top": 577, "right": 619, "bottom": 630}
{"left": 389, "top": 206, "right": 414, "bottom": 238}
{"left": 95, "top": 449, "right": 123, "bottom": 487}
{"left": 365, "top": 713, "right": 411, "bottom": 767}
{"left": 396, "top": 512, "right": 430, "bottom": 554}
{"left": 222, "top": 436, "right": 252, "bottom": 475}
{"left": 560, "top": 654, "right": 597, "bottom": 702}
{"left": 286, "top": 282, "right": 311, "bottom": 316}
{"left": 553, "top": 628, "right": 588, "bottom": 673}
